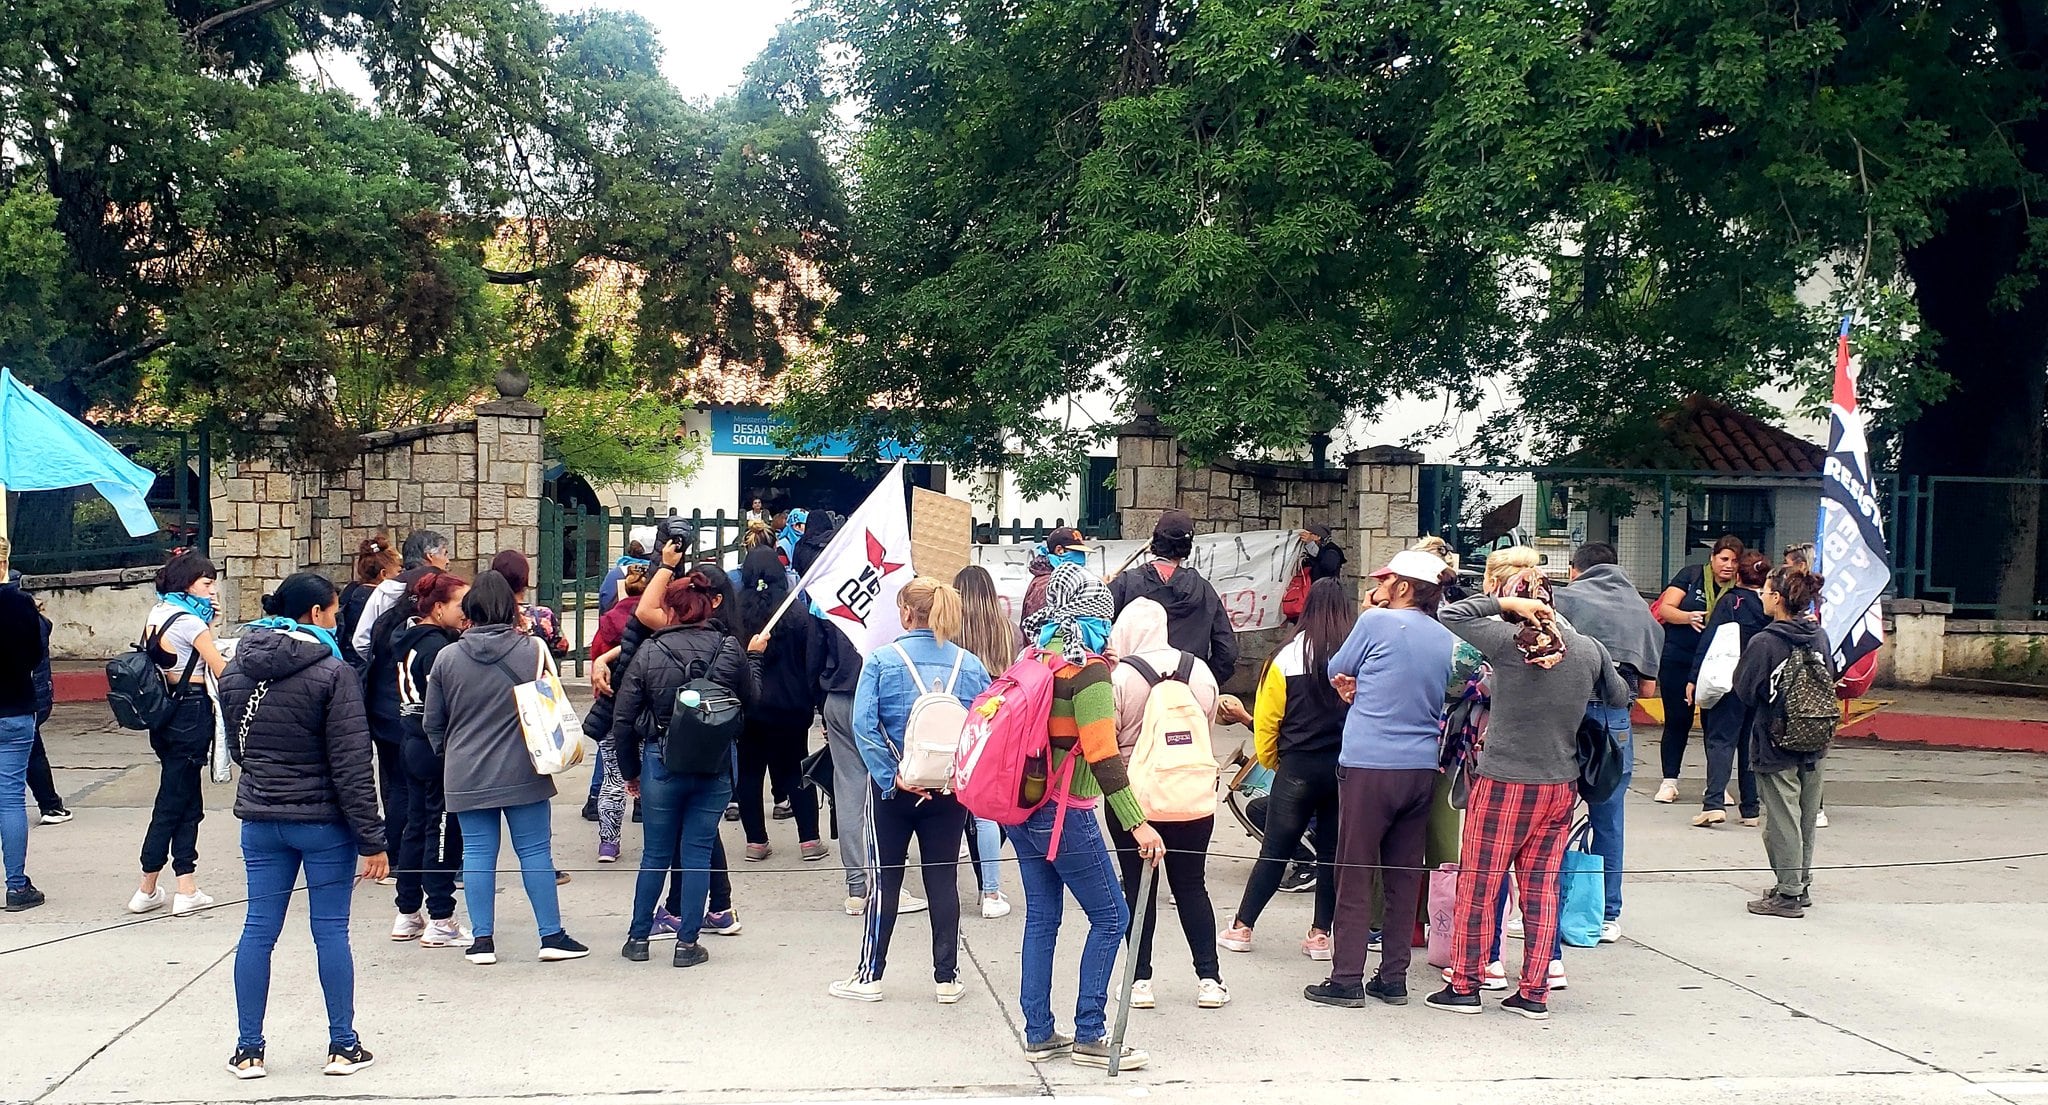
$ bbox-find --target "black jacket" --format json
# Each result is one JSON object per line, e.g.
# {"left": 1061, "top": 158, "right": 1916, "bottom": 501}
{"left": 1109, "top": 562, "right": 1241, "bottom": 685}
{"left": 1732, "top": 617, "right": 1835, "bottom": 775}
{"left": 582, "top": 611, "right": 652, "bottom": 741}
{"left": 1689, "top": 586, "right": 1771, "bottom": 689}
{"left": 751, "top": 609, "right": 818, "bottom": 728}
{"left": 394, "top": 620, "right": 460, "bottom": 746}
{"left": 610, "top": 623, "right": 760, "bottom": 782}
{"left": 336, "top": 580, "right": 375, "bottom": 667}
{"left": 218, "top": 628, "right": 386, "bottom": 854}
{"left": 1305, "top": 542, "right": 1346, "bottom": 582}
{"left": 809, "top": 614, "right": 862, "bottom": 697}
{"left": 359, "top": 566, "right": 436, "bottom": 736}
{"left": 0, "top": 581, "right": 46, "bottom": 719}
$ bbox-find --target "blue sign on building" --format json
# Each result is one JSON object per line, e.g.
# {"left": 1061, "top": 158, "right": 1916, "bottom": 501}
{"left": 710, "top": 409, "right": 921, "bottom": 461}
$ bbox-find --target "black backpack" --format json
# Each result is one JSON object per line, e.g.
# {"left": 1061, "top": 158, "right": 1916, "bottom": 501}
{"left": 106, "top": 613, "right": 200, "bottom": 731}
{"left": 653, "top": 637, "right": 745, "bottom": 775}
{"left": 1575, "top": 707, "right": 1625, "bottom": 804}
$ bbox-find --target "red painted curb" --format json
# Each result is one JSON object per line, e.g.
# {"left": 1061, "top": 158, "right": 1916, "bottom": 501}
{"left": 52, "top": 670, "right": 108, "bottom": 704}
{"left": 1837, "top": 712, "right": 2048, "bottom": 754}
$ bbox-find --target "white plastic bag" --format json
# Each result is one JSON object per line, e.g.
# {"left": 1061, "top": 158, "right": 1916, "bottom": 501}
{"left": 1694, "top": 622, "right": 1741, "bottom": 709}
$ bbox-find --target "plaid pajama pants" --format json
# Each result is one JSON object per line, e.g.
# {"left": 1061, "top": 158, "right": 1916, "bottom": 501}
{"left": 1450, "top": 774, "right": 1576, "bottom": 1001}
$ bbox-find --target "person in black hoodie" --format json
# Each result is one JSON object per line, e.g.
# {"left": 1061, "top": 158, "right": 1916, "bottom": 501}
{"left": 613, "top": 569, "right": 763, "bottom": 967}
{"left": 216, "top": 573, "right": 388, "bottom": 1079}
{"left": 336, "top": 535, "right": 398, "bottom": 669}
{"left": 1687, "top": 551, "right": 1772, "bottom": 828}
{"left": 1733, "top": 566, "right": 1834, "bottom": 919}
{"left": 734, "top": 545, "right": 825, "bottom": 862}
{"left": 1109, "top": 510, "right": 1240, "bottom": 685}
{"left": 390, "top": 571, "right": 472, "bottom": 949}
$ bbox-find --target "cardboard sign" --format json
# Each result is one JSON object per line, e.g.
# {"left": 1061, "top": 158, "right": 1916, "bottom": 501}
{"left": 910, "top": 487, "right": 974, "bottom": 584}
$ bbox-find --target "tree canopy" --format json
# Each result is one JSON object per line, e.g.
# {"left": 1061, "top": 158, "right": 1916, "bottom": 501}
{"left": 782, "top": 0, "right": 2043, "bottom": 503}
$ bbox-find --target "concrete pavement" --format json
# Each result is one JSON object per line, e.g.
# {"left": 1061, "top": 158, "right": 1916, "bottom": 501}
{"left": 4, "top": 701, "right": 2047, "bottom": 1105}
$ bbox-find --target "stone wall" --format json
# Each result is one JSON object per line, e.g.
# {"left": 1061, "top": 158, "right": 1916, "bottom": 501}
{"left": 211, "top": 396, "right": 544, "bottom": 624}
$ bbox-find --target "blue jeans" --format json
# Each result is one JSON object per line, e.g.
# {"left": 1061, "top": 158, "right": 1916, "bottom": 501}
{"left": 1007, "top": 803, "right": 1127, "bottom": 1045}
{"left": 1584, "top": 702, "right": 1633, "bottom": 921}
{"left": 235, "top": 820, "right": 359, "bottom": 1051}
{"left": 456, "top": 800, "right": 562, "bottom": 940}
{"left": 0, "top": 714, "right": 33, "bottom": 891}
{"left": 630, "top": 750, "right": 732, "bottom": 943}
{"left": 587, "top": 741, "right": 605, "bottom": 799}
{"left": 973, "top": 818, "right": 1004, "bottom": 895}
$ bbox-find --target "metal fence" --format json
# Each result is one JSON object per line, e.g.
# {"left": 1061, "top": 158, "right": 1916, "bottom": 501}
{"left": 6, "top": 428, "right": 210, "bottom": 574}
{"left": 1420, "top": 465, "right": 2048, "bottom": 618}
{"left": 536, "top": 501, "right": 753, "bottom": 673}
{"left": 971, "top": 515, "right": 1119, "bottom": 545}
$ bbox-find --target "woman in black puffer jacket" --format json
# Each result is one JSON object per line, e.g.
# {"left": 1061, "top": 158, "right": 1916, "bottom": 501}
{"left": 216, "top": 573, "right": 389, "bottom": 1081}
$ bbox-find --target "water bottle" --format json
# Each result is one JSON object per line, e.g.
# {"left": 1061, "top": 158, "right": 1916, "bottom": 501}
{"left": 679, "top": 689, "right": 702, "bottom": 710}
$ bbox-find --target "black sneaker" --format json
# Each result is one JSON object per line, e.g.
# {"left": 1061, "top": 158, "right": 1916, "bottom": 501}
{"left": 1304, "top": 980, "right": 1367, "bottom": 1008}
{"left": 632, "top": 800, "right": 643, "bottom": 824}
{"left": 539, "top": 931, "right": 591, "bottom": 961}
{"left": 1797, "top": 891, "right": 1813, "bottom": 908}
{"left": 1367, "top": 927, "right": 1383, "bottom": 949}
{"left": 1747, "top": 894, "right": 1806, "bottom": 919}
{"left": 621, "top": 938, "right": 650, "bottom": 962}
{"left": 580, "top": 796, "right": 599, "bottom": 822}
{"left": 464, "top": 936, "right": 498, "bottom": 965}
{"left": 6, "top": 882, "right": 46, "bottom": 912}
{"left": 673, "top": 942, "right": 709, "bottom": 968}
{"left": 1366, "top": 976, "right": 1409, "bottom": 1006}
{"left": 1501, "top": 993, "right": 1549, "bottom": 1020}
{"left": 225, "top": 1046, "right": 265, "bottom": 1080}
{"left": 38, "top": 807, "right": 74, "bottom": 825}
{"left": 555, "top": 870, "right": 572, "bottom": 886}
{"left": 323, "top": 1043, "right": 375, "bottom": 1076}
{"left": 723, "top": 802, "right": 740, "bottom": 822}
{"left": 772, "top": 800, "right": 795, "bottom": 821}
{"left": 1425, "top": 985, "right": 1482, "bottom": 1015}
{"left": 1277, "top": 865, "right": 1317, "bottom": 893}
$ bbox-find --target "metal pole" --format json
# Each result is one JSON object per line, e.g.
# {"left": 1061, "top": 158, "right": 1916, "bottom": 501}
{"left": 1659, "top": 475, "right": 1673, "bottom": 582}
{"left": 1106, "top": 860, "right": 1155, "bottom": 1078}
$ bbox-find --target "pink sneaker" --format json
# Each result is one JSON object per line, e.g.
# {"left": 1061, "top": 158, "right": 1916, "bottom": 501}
{"left": 1217, "top": 920, "right": 1254, "bottom": 953}
{"left": 1301, "top": 930, "right": 1333, "bottom": 961}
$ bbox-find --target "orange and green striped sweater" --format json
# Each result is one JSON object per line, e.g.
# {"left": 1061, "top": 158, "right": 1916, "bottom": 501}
{"left": 1044, "top": 652, "right": 1146, "bottom": 831}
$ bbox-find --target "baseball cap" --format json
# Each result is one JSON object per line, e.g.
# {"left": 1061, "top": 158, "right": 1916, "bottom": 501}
{"left": 1372, "top": 549, "right": 1451, "bottom": 586}
{"left": 1153, "top": 510, "right": 1196, "bottom": 540}
{"left": 1046, "top": 526, "right": 1092, "bottom": 553}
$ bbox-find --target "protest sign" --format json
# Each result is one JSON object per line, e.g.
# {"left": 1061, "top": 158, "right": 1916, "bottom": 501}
{"left": 910, "top": 487, "right": 974, "bottom": 584}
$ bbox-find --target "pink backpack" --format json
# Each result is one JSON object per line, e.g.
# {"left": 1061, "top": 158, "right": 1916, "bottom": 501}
{"left": 954, "top": 648, "right": 1062, "bottom": 830}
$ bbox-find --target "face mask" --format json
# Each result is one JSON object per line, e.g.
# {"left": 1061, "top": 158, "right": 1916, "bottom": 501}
{"left": 1053, "top": 548, "right": 1088, "bottom": 568}
{"left": 1303, "top": 540, "right": 1321, "bottom": 558}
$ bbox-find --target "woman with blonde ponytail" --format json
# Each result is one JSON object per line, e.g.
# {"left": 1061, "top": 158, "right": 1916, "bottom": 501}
{"left": 829, "top": 576, "right": 992, "bottom": 1004}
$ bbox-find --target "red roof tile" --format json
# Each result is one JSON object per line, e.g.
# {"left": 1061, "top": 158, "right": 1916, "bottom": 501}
{"left": 1668, "top": 395, "right": 1824, "bottom": 474}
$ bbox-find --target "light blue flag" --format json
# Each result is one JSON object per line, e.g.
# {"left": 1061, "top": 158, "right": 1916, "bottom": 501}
{"left": 0, "top": 367, "right": 161, "bottom": 537}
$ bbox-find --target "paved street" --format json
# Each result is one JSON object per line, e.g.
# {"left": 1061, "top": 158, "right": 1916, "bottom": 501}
{"left": 4, "top": 700, "right": 2047, "bottom": 1105}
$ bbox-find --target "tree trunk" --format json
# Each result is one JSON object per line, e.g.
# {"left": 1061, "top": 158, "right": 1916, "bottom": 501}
{"left": 1898, "top": 196, "right": 2048, "bottom": 618}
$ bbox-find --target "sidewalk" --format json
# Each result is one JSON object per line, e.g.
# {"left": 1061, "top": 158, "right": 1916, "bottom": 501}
{"left": 3, "top": 702, "right": 2046, "bottom": 1105}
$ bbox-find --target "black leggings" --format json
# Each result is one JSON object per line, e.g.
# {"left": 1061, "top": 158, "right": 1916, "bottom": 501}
{"left": 141, "top": 695, "right": 210, "bottom": 877}
{"left": 27, "top": 723, "right": 61, "bottom": 811}
{"left": 1109, "top": 816, "right": 1221, "bottom": 983}
{"left": 736, "top": 718, "right": 819, "bottom": 844}
{"left": 1235, "top": 751, "right": 1340, "bottom": 932}
{"left": 397, "top": 738, "right": 461, "bottom": 919}
{"left": 1659, "top": 662, "right": 1697, "bottom": 780}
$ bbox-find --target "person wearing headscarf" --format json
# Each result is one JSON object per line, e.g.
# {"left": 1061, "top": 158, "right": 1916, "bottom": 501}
{"left": 777, "top": 509, "right": 810, "bottom": 566}
{"left": 1106, "top": 598, "right": 1227, "bottom": 1011}
{"left": 1022, "top": 527, "right": 1090, "bottom": 625}
{"left": 1010, "top": 563, "right": 1161, "bottom": 1071}
{"left": 1431, "top": 562, "right": 1630, "bottom": 1020}
{"left": 1298, "top": 523, "right": 1347, "bottom": 582}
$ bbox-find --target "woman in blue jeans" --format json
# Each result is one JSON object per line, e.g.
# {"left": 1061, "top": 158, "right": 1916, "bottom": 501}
{"left": 611, "top": 568, "right": 762, "bottom": 967}
{"left": 425, "top": 570, "right": 590, "bottom": 966}
{"left": 216, "top": 573, "right": 389, "bottom": 1079}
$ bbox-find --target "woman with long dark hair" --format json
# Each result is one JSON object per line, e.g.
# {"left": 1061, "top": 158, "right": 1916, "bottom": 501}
{"left": 953, "top": 565, "right": 1020, "bottom": 918}
{"left": 1653, "top": 534, "right": 1745, "bottom": 802}
{"left": 130, "top": 551, "right": 228, "bottom": 917}
{"left": 1220, "top": 577, "right": 1353, "bottom": 961}
{"left": 735, "top": 545, "right": 824, "bottom": 861}
{"left": 217, "top": 573, "right": 387, "bottom": 1078}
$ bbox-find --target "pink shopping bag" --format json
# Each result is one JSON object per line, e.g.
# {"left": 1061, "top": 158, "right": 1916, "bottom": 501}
{"left": 1427, "top": 863, "right": 1458, "bottom": 968}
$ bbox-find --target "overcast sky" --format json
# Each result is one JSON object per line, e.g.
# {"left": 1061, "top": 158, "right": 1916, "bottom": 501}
{"left": 547, "top": 0, "right": 804, "bottom": 100}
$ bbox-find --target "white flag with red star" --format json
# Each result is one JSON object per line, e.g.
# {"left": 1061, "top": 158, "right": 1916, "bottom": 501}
{"left": 797, "top": 460, "right": 913, "bottom": 655}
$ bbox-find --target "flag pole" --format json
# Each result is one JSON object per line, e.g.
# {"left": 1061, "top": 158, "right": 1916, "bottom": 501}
{"left": 756, "top": 459, "right": 910, "bottom": 640}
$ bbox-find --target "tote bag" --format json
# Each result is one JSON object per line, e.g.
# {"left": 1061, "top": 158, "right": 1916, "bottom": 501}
{"left": 1426, "top": 864, "right": 1459, "bottom": 968}
{"left": 1558, "top": 821, "right": 1605, "bottom": 948}
{"left": 510, "top": 639, "right": 586, "bottom": 775}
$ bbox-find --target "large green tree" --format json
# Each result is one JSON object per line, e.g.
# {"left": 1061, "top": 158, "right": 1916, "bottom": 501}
{"left": 787, "top": 0, "right": 2042, "bottom": 608}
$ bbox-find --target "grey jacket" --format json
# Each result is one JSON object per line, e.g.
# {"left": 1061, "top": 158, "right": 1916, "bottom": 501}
{"left": 1554, "top": 564, "right": 1662, "bottom": 685}
{"left": 1442, "top": 597, "right": 1632, "bottom": 785}
{"left": 424, "top": 624, "right": 557, "bottom": 814}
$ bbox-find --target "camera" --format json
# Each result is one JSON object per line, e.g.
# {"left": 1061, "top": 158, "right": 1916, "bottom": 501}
{"left": 657, "top": 515, "right": 695, "bottom": 555}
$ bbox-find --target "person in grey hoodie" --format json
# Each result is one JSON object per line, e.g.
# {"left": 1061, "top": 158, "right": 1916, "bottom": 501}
{"left": 1733, "top": 566, "right": 1834, "bottom": 919}
{"left": 1431, "top": 565, "right": 1630, "bottom": 1021}
{"left": 424, "top": 570, "right": 589, "bottom": 966}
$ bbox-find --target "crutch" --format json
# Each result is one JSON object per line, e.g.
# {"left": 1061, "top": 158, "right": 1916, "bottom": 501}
{"left": 1107, "top": 859, "right": 1155, "bottom": 1078}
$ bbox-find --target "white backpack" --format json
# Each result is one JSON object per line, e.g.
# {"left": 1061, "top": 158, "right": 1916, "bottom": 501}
{"left": 1122, "top": 653, "right": 1220, "bottom": 821}
{"left": 888, "top": 643, "right": 969, "bottom": 791}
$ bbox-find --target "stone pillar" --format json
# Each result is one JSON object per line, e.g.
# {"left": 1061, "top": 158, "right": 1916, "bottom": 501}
{"left": 1115, "top": 414, "right": 1180, "bottom": 543}
{"left": 1344, "top": 445, "right": 1425, "bottom": 584}
{"left": 473, "top": 375, "right": 546, "bottom": 572}
{"left": 1884, "top": 599, "right": 1951, "bottom": 687}
{"left": 209, "top": 452, "right": 321, "bottom": 625}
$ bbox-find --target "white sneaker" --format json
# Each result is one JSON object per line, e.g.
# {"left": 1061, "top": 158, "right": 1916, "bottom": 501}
{"left": 1599, "top": 919, "right": 1622, "bottom": 944}
{"left": 1128, "top": 979, "right": 1155, "bottom": 1009}
{"left": 128, "top": 887, "right": 169, "bottom": 914}
{"left": 1654, "top": 779, "right": 1679, "bottom": 804}
{"left": 1504, "top": 915, "right": 1525, "bottom": 940}
{"left": 1816, "top": 808, "right": 1830, "bottom": 828}
{"left": 391, "top": 911, "right": 426, "bottom": 941}
{"left": 828, "top": 976, "right": 884, "bottom": 1002}
{"left": 936, "top": 979, "right": 966, "bottom": 1004}
{"left": 419, "top": 918, "right": 474, "bottom": 948}
{"left": 1548, "top": 959, "right": 1569, "bottom": 991}
{"left": 1443, "top": 962, "right": 1511, "bottom": 991}
{"left": 898, "top": 892, "right": 929, "bottom": 915}
{"left": 1196, "top": 978, "right": 1230, "bottom": 1009}
{"left": 375, "top": 876, "right": 397, "bottom": 886}
{"left": 844, "top": 895, "right": 867, "bottom": 916}
{"left": 172, "top": 890, "right": 214, "bottom": 916}
{"left": 981, "top": 892, "right": 1012, "bottom": 919}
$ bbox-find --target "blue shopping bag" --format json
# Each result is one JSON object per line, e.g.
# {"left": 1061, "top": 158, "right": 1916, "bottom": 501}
{"left": 1558, "top": 821, "right": 1605, "bottom": 948}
